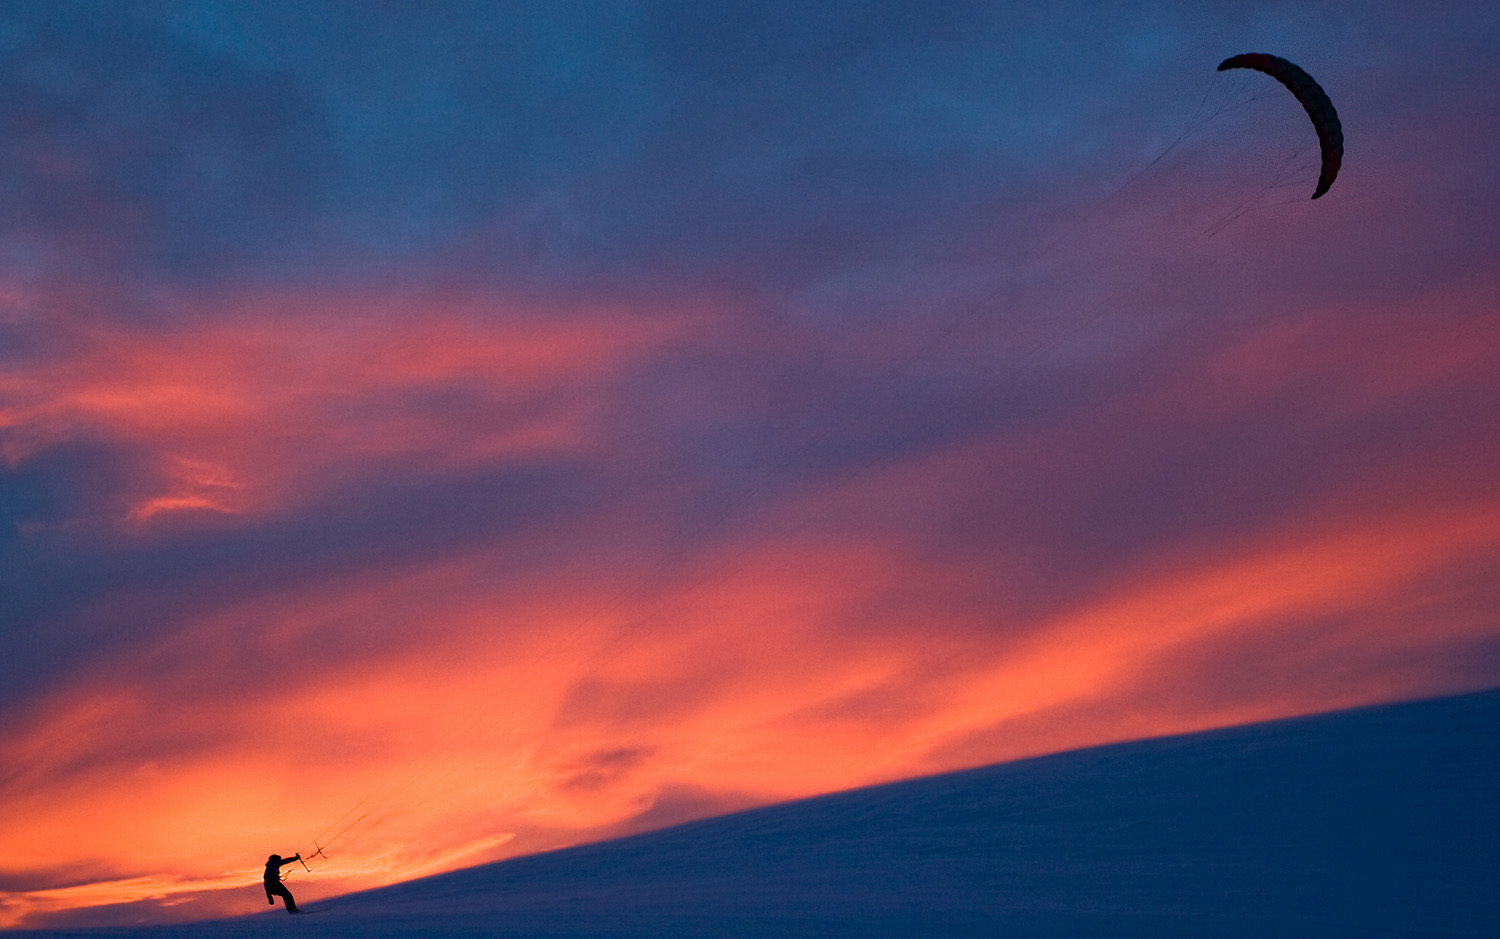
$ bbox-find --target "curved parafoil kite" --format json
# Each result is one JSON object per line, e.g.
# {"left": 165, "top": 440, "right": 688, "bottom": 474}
{"left": 1217, "top": 53, "right": 1343, "bottom": 199}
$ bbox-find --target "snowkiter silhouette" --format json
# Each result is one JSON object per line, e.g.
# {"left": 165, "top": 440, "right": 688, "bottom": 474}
{"left": 264, "top": 854, "right": 301, "bottom": 913}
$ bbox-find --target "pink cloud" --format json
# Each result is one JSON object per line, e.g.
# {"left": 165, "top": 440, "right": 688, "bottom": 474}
{"left": 2, "top": 288, "right": 714, "bottom": 525}
{"left": 4, "top": 174, "right": 1500, "bottom": 931}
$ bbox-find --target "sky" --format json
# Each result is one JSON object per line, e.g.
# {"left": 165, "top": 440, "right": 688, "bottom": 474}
{"left": 1, "top": 0, "right": 1498, "bottom": 929}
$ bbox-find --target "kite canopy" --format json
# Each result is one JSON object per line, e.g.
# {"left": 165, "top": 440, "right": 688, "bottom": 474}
{"left": 1217, "top": 53, "right": 1343, "bottom": 199}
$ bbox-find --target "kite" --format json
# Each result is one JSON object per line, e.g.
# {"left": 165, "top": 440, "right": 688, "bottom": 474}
{"left": 1217, "top": 53, "right": 1343, "bottom": 199}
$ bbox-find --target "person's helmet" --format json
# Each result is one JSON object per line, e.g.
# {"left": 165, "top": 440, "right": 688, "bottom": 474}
{"left": 268, "top": 854, "right": 281, "bottom": 862}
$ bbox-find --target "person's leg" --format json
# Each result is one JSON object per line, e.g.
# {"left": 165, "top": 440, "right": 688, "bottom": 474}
{"left": 271, "top": 882, "right": 299, "bottom": 913}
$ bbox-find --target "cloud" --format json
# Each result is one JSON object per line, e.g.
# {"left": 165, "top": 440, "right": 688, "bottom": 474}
{"left": 3, "top": 0, "right": 1500, "bottom": 928}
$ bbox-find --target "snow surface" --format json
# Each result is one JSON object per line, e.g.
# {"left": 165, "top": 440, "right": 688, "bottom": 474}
{"left": 11, "top": 689, "right": 1498, "bottom": 938}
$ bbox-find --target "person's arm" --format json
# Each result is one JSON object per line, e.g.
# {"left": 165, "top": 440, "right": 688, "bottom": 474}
{"left": 278, "top": 855, "right": 301, "bottom": 869}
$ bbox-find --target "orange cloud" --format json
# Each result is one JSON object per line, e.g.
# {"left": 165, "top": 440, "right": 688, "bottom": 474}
{"left": 2, "top": 289, "right": 709, "bottom": 522}
{"left": 5, "top": 281, "right": 1500, "bottom": 928}
{"left": 5, "top": 490, "right": 1499, "bottom": 927}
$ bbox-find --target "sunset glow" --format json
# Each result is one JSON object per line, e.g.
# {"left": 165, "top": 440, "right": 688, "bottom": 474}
{"left": 3, "top": 2, "right": 1498, "bottom": 929}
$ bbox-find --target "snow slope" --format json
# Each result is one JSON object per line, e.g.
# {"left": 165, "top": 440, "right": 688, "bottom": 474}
{"left": 11, "top": 688, "right": 1498, "bottom": 938}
